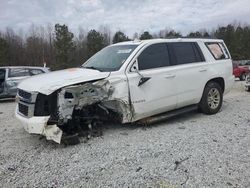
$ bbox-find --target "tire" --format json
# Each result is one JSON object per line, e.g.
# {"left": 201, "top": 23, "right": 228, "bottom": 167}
{"left": 240, "top": 73, "right": 246, "bottom": 81}
{"left": 61, "top": 133, "right": 80, "bottom": 145}
{"left": 247, "top": 86, "right": 250, "bottom": 92}
{"left": 199, "top": 82, "right": 223, "bottom": 115}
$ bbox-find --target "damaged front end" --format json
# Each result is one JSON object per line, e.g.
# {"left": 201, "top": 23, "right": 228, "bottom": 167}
{"left": 16, "top": 79, "right": 133, "bottom": 144}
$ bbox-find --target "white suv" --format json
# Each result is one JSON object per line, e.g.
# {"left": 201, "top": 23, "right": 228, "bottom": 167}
{"left": 15, "top": 38, "right": 234, "bottom": 143}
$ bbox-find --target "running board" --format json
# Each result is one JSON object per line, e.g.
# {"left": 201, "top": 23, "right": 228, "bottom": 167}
{"left": 139, "top": 105, "right": 198, "bottom": 125}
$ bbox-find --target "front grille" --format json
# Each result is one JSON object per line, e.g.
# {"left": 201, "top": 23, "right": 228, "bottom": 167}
{"left": 34, "top": 92, "right": 57, "bottom": 116}
{"left": 18, "top": 89, "right": 31, "bottom": 100}
{"left": 18, "top": 103, "right": 29, "bottom": 116}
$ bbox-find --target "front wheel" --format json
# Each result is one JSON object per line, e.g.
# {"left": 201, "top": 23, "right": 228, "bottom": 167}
{"left": 199, "top": 82, "right": 223, "bottom": 114}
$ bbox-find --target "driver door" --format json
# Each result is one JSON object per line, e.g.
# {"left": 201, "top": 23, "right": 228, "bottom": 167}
{"left": 126, "top": 43, "right": 178, "bottom": 121}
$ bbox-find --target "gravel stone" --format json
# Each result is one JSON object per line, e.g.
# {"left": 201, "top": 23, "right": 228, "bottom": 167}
{"left": 0, "top": 81, "right": 250, "bottom": 187}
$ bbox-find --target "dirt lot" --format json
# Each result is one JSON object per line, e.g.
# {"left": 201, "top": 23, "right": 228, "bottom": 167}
{"left": 0, "top": 81, "right": 250, "bottom": 187}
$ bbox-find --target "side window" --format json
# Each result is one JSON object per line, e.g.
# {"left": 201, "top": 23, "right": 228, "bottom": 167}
{"left": 9, "top": 68, "right": 30, "bottom": 78}
{"left": 206, "top": 42, "right": 229, "bottom": 60}
{"left": 0, "top": 69, "right": 6, "bottom": 81}
{"left": 30, "top": 69, "right": 44, "bottom": 75}
{"left": 138, "top": 43, "right": 170, "bottom": 70}
{"left": 170, "top": 42, "right": 204, "bottom": 65}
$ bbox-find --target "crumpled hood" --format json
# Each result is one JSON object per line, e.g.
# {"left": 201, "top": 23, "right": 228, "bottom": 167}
{"left": 18, "top": 68, "right": 110, "bottom": 95}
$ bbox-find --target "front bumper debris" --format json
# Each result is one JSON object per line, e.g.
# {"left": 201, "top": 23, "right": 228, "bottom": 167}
{"left": 15, "top": 107, "right": 63, "bottom": 143}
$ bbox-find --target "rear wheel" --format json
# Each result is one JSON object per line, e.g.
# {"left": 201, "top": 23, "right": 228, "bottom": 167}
{"left": 240, "top": 73, "right": 246, "bottom": 81}
{"left": 199, "top": 82, "right": 223, "bottom": 114}
{"left": 247, "top": 86, "right": 250, "bottom": 92}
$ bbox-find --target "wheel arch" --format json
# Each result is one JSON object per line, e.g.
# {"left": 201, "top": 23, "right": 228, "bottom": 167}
{"left": 205, "top": 77, "right": 225, "bottom": 93}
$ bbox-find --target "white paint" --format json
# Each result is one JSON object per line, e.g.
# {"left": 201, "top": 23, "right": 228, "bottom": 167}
{"left": 15, "top": 107, "right": 62, "bottom": 143}
{"left": 18, "top": 68, "right": 110, "bottom": 95}
{"left": 15, "top": 38, "right": 234, "bottom": 143}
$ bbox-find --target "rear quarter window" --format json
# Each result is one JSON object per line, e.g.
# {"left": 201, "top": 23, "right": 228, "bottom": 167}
{"left": 206, "top": 42, "right": 230, "bottom": 60}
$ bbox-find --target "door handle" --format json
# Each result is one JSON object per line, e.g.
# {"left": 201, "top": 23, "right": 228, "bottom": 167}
{"left": 164, "top": 74, "right": 176, "bottom": 79}
{"left": 199, "top": 68, "right": 207, "bottom": 72}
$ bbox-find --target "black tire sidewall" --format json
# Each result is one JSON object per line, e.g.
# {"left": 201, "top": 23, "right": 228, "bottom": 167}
{"left": 240, "top": 73, "right": 246, "bottom": 81}
{"left": 199, "top": 82, "right": 223, "bottom": 114}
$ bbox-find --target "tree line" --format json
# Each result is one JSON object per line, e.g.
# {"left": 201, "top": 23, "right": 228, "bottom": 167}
{"left": 0, "top": 23, "right": 250, "bottom": 70}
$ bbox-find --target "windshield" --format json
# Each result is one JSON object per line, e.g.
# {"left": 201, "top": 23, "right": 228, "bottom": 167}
{"left": 82, "top": 44, "right": 138, "bottom": 72}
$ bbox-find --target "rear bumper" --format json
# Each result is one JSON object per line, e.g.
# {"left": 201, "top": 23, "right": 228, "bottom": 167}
{"left": 15, "top": 107, "right": 62, "bottom": 143}
{"left": 224, "top": 75, "right": 235, "bottom": 95}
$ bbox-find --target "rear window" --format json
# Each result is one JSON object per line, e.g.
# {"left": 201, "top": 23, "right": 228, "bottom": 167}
{"left": 206, "top": 42, "right": 229, "bottom": 60}
{"left": 9, "top": 68, "right": 30, "bottom": 78}
{"left": 170, "top": 42, "right": 205, "bottom": 65}
{"left": 29, "top": 69, "right": 44, "bottom": 75}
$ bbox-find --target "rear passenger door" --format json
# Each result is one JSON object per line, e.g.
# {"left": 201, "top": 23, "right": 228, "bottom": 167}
{"left": 168, "top": 42, "right": 208, "bottom": 108}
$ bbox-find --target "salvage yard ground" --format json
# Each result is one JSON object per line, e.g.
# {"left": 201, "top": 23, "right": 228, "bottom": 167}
{"left": 0, "top": 81, "right": 250, "bottom": 187}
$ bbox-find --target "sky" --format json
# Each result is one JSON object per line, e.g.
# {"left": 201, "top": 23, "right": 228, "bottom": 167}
{"left": 1, "top": 0, "right": 250, "bottom": 37}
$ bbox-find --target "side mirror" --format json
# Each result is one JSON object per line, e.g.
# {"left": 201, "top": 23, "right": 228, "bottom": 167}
{"left": 131, "top": 59, "right": 151, "bottom": 87}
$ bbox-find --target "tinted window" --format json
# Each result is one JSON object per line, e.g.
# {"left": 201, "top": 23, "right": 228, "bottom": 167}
{"left": 170, "top": 42, "right": 204, "bottom": 65}
{"left": 30, "top": 69, "right": 44, "bottom": 75}
{"left": 206, "top": 42, "right": 229, "bottom": 60}
{"left": 0, "top": 69, "right": 5, "bottom": 80}
{"left": 9, "top": 68, "right": 30, "bottom": 78}
{"left": 138, "top": 43, "right": 170, "bottom": 70}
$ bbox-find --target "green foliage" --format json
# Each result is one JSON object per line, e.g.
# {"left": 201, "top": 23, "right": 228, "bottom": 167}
{"left": 140, "top": 31, "right": 153, "bottom": 40}
{"left": 86, "top": 30, "right": 105, "bottom": 58}
{"left": 1, "top": 23, "right": 250, "bottom": 69}
{"left": 165, "top": 30, "right": 182, "bottom": 38}
{"left": 214, "top": 24, "right": 250, "bottom": 60}
{"left": 112, "top": 31, "right": 129, "bottom": 44}
{"left": 0, "top": 37, "right": 10, "bottom": 66}
{"left": 54, "top": 24, "right": 75, "bottom": 69}
{"left": 186, "top": 31, "right": 210, "bottom": 38}
{"left": 187, "top": 31, "right": 203, "bottom": 38}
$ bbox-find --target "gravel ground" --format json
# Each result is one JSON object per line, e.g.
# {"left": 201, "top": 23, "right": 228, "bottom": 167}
{"left": 0, "top": 81, "right": 250, "bottom": 188}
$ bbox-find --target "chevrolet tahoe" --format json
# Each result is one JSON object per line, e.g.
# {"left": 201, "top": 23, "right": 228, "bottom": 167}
{"left": 15, "top": 38, "right": 234, "bottom": 143}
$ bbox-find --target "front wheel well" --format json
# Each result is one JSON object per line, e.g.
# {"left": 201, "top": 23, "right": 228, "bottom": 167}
{"left": 206, "top": 77, "right": 225, "bottom": 93}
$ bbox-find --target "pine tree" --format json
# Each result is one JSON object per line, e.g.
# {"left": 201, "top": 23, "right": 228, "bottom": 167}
{"left": 139, "top": 31, "right": 153, "bottom": 40}
{"left": 54, "top": 24, "right": 75, "bottom": 69}
{"left": 86, "top": 30, "right": 105, "bottom": 58}
{"left": 112, "top": 31, "right": 129, "bottom": 44}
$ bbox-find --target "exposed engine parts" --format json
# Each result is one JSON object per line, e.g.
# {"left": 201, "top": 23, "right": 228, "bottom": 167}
{"left": 49, "top": 80, "right": 132, "bottom": 144}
